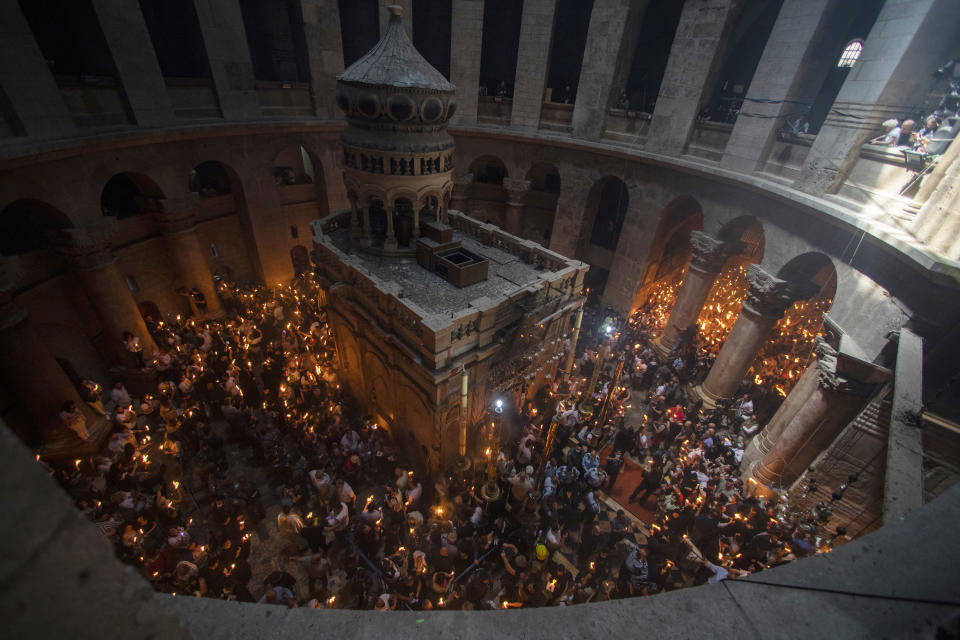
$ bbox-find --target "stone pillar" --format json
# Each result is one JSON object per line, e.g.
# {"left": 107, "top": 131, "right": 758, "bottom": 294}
{"left": 302, "top": 0, "right": 345, "bottom": 119}
{"left": 0, "top": 2, "right": 75, "bottom": 138}
{"left": 720, "top": 0, "right": 833, "bottom": 173}
{"left": 695, "top": 264, "right": 815, "bottom": 406}
{"left": 192, "top": 0, "right": 260, "bottom": 120}
{"left": 91, "top": 0, "right": 174, "bottom": 128}
{"left": 653, "top": 231, "right": 742, "bottom": 357}
{"left": 64, "top": 224, "right": 158, "bottom": 364}
{"left": 645, "top": 0, "right": 742, "bottom": 156}
{"left": 380, "top": 0, "right": 412, "bottom": 39}
{"left": 412, "top": 199, "right": 421, "bottom": 240}
{"left": 450, "top": 173, "right": 473, "bottom": 213}
{"left": 510, "top": 0, "right": 558, "bottom": 130}
{"left": 911, "top": 138, "right": 960, "bottom": 255}
{"left": 503, "top": 178, "right": 531, "bottom": 237}
{"left": 571, "top": 0, "right": 646, "bottom": 140}
{"left": 794, "top": 0, "right": 960, "bottom": 196}
{"left": 749, "top": 339, "right": 874, "bottom": 493}
{"left": 158, "top": 201, "right": 225, "bottom": 319}
{"left": 0, "top": 258, "right": 104, "bottom": 454}
{"left": 349, "top": 195, "right": 361, "bottom": 239}
{"left": 361, "top": 200, "right": 373, "bottom": 246}
{"left": 384, "top": 199, "right": 398, "bottom": 250}
{"left": 740, "top": 337, "right": 826, "bottom": 470}
{"left": 450, "top": 0, "right": 485, "bottom": 126}
{"left": 547, "top": 177, "right": 591, "bottom": 258}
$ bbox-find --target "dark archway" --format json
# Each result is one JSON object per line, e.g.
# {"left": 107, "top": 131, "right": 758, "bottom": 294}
{"left": 583, "top": 176, "right": 629, "bottom": 252}
{"left": 523, "top": 163, "right": 560, "bottom": 245}
{"left": 777, "top": 252, "right": 837, "bottom": 304}
{"left": 718, "top": 215, "right": 765, "bottom": 265}
{"left": 101, "top": 173, "right": 165, "bottom": 219}
{"left": 189, "top": 161, "right": 233, "bottom": 198}
{"left": 634, "top": 195, "right": 704, "bottom": 304}
{"left": 290, "top": 245, "right": 310, "bottom": 277}
{"left": 0, "top": 199, "right": 73, "bottom": 256}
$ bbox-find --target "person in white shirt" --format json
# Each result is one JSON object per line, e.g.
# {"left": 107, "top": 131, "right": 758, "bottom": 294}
{"left": 111, "top": 382, "right": 132, "bottom": 408}
{"left": 335, "top": 478, "right": 356, "bottom": 509}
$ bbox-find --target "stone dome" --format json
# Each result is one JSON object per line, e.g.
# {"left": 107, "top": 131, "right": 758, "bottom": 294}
{"left": 336, "top": 5, "right": 457, "bottom": 128}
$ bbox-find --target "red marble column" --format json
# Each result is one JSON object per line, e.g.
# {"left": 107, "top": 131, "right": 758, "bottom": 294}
{"left": 159, "top": 202, "right": 224, "bottom": 318}
{"left": 0, "top": 257, "right": 108, "bottom": 458}
{"left": 748, "top": 339, "right": 875, "bottom": 494}
{"left": 503, "top": 177, "right": 530, "bottom": 238}
{"left": 694, "top": 264, "right": 816, "bottom": 407}
{"left": 65, "top": 224, "right": 159, "bottom": 364}
{"left": 654, "top": 231, "right": 743, "bottom": 357}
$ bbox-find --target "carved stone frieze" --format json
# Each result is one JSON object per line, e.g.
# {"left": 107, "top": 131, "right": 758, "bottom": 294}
{"left": 688, "top": 230, "right": 744, "bottom": 274}
{"left": 743, "top": 264, "right": 818, "bottom": 318}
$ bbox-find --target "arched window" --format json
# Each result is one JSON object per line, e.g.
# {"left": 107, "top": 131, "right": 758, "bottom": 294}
{"left": 837, "top": 40, "right": 863, "bottom": 68}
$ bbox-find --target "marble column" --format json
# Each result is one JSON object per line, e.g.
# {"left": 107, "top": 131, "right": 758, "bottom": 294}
{"left": 384, "top": 199, "right": 398, "bottom": 250}
{"left": 510, "top": 0, "right": 558, "bottom": 130}
{"left": 653, "top": 231, "right": 743, "bottom": 357}
{"left": 503, "top": 178, "right": 531, "bottom": 238}
{"left": 794, "top": 0, "right": 960, "bottom": 196}
{"left": 192, "top": 0, "right": 260, "bottom": 120}
{"left": 450, "top": 0, "right": 485, "bottom": 127}
{"left": 450, "top": 173, "right": 473, "bottom": 214}
{"left": 64, "top": 224, "right": 158, "bottom": 364}
{"left": 0, "top": 1, "right": 75, "bottom": 138}
{"left": 720, "top": 0, "right": 834, "bottom": 173}
{"left": 694, "top": 264, "right": 816, "bottom": 407}
{"left": 748, "top": 339, "right": 874, "bottom": 493}
{"left": 158, "top": 201, "right": 225, "bottom": 318}
{"left": 0, "top": 257, "right": 106, "bottom": 455}
{"left": 645, "top": 0, "right": 742, "bottom": 156}
{"left": 571, "top": 0, "right": 646, "bottom": 140}
{"left": 301, "top": 0, "right": 345, "bottom": 119}
{"left": 740, "top": 337, "right": 826, "bottom": 470}
{"left": 349, "top": 195, "right": 361, "bottom": 239}
{"left": 91, "top": 0, "right": 174, "bottom": 127}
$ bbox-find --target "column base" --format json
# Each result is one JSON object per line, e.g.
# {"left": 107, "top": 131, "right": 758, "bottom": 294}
{"left": 743, "top": 460, "right": 781, "bottom": 499}
{"left": 688, "top": 383, "right": 727, "bottom": 409}
{"left": 39, "top": 415, "right": 112, "bottom": 468}
{"left": 652, "top": 334, "right": 672, "bottom": 358}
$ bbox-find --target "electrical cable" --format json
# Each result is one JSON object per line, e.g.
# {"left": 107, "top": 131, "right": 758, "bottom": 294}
{"left": 727, "top": 576, "right": 960, "bottom": 607}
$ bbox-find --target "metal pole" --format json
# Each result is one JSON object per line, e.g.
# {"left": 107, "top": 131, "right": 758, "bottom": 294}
{"left": 596, "top": 355, "right": 625, "bottom": 427}
{"left": 536, "top": 416, "right": 559, "bottom": 491}
{"left": 458, "top": 367, "right": 469, "bottom": 457}
{"left": 561, "top": 305, "right": 584, "bottom": 383}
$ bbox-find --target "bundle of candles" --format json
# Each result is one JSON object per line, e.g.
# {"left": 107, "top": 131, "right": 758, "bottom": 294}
{"left": 695, "top": 264, "right": 750, "bottom": 353}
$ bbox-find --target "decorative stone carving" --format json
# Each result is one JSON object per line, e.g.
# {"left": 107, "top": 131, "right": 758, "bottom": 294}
{"left": 743, "top": 264, "right": 818, "bottom": 318}
{"left": 813, "top": 337, "right": 875, "bottom": 396}
{"left": 59, "top": 221, "right": 120, "bottom": 270}
{"left": 503, "top": 178, "right": 531, "bottom": 207}
{"left": 688, "top": 230, "right": 744, "bottom": 274}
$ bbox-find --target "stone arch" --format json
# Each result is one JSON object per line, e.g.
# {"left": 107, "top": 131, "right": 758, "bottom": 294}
{"left": 0, "top": 199, "right": 74, "bottom": 256}
{"left": 189, "top": 161, "right": 233, "bottom": 197}
{"left": 101, "top": 172, "right": 166, "bottom": 219}
{"left": 523, "top": 162, "right": 561, "bottom": 244}
{"left": 636, "top": 195, "right": 704, "bottom": 297}
{"left": 777, "top": 252, "right": 837, "bottom": 307}
{"left": 718, "top": 215, "right": 765, "bottom": 265}
{"left": 581, "top": 176, "right": 629, "bottom": 253}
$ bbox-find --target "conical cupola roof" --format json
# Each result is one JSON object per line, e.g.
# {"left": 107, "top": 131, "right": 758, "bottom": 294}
{"left": 338, "top": 5, "right": 454, "bottom": 93}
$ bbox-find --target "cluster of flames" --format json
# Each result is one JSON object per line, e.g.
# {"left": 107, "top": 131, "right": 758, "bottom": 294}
{"left": 639, "top": 264, "right": 830, "bottom": 398}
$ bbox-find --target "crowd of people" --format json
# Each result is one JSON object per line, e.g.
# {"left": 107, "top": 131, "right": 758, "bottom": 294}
{"left": 43, "top": 274, "right": 835, "bottom": 611}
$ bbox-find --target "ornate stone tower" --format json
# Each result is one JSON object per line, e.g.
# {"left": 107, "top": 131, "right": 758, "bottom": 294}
{"left": 335, "top": 4, "right": 456, "bottom": 255}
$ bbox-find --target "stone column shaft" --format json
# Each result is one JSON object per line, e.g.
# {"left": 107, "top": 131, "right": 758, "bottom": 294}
{"left": 0, "top": 2, "right": 75, "bottom": 138}
{"left": 697, "top": 264, "right": 815, "bottom": 405}
{"left": 349, "top": 197, "right": 361, "bottom": 238}
{"left": 91, "top": 0, "right": 174, "bottom": 127}
{"left": 794, "top": 0, "right": 960, "bottom": 196}
{"left": 720, "top": 0, "right": 834, "bottom": 173}
{"left": 571, "top": 0, "right": 646, "bottom": 139}
{"left": 450, "top": 173, "right": 473, "bottom": 213}
{"left": 192, "top": 0, "right": 260, "bottom": 120}
{"left": 503, "top": 178, "right": 531, "bottom": 237}
{"left": 654, "top": 231, "right": 742, "bottom": 355}
{"left": 450, "top": 0, "right": 485, "bottom": 126}
{"left": 163, "top": 225, "right": 225, "bottom": 318}
{"left": 510, "top": 0, "right": 558, "bottom": 130}
{"left": 750, "top": 340, "right": 873, "bottom": 491}
{"left": 301, "top": 0, "right": 345, "bottom": 119}
{"left": 645, "top": 0, "right": 742, "bottom": 156}
{"left": 384, "top": 201, "right": 397, "bottom": 249}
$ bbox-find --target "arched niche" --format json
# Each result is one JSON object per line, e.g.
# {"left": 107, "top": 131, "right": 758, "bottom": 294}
{"left": 523, "top": 162, "right": 560, "bottom": 245}
{"left": 718, "top": 215, "right": 765, "bottom": 265}
{"left": 584, "top": 176, "right": 629, "bottom": 252}
{"left": 189, "top": 161, "right": 233, "bottom": 198}
{"left": 637, "top": 195, "right": 704, "bottom": 295}
{"left": 777, "top": 252, "right": 837, "bottom": 305}
{"left": 273, "top": 144, "right": 330, "bottom": 218}
{"left": 101, "top": 172, "right": 166, "bottom": 219}
{"left": 466, "top": 155, "right": 508, "bottom": 224}
{"left": 0, "top": 199, "right": 74, "bottom": 256}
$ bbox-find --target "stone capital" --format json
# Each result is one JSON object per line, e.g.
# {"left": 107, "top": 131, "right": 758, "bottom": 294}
{"left": 743, "top": 264, "right": 817, "bottom": 318}
{"left": 688, "top": 230, "right": 743, "bottom": 273}
{"left": 503, "top": 178, "right": 531, "bottom": 208}
{"left": 59, "top": 221, "right": 119, "bottom": 270}
{"left": 813, "top": 337, "right": 875, "bottom": 396}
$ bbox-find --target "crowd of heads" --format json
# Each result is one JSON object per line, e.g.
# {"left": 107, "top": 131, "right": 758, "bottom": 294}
{"left": 44, "top": 274, "right": 836, "bottom": 611}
